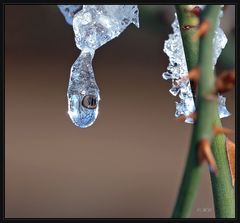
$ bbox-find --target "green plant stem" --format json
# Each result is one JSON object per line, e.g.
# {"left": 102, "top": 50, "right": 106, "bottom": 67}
{"left": 172, "top": 5, "right": 235, "bottom": 218}
{"left": 196, "top": 6, "right": 235, "bottom": 218}
{"left": 172, "top": 5, "right": 204, "bottom": 217}
{"left": 210, "top": 117, "right": 235, "bottom": 217}
{"left": 172, "top": 127, "right": 203, "bottom": 218}
{"left": 175, "top": 5, "right": 200, "bottom": 98}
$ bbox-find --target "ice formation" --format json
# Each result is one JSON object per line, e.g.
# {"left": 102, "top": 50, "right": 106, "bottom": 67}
{"left": 162, "top": 6, "right": 230, "bottom": 123}
{"left": 59, "top": 5, "right": 139, "bottom": 128}
{"left": 58, "top": 5, "right": 83, "bottom": 25}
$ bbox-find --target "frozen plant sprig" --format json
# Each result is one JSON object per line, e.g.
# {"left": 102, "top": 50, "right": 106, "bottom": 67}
{"left": 162, "top": 6, "right": 230, "bottom": 123}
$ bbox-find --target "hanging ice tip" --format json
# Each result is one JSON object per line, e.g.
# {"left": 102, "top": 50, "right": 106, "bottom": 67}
{"left": 60, "top": 5, "right": 140, "bottom": 128}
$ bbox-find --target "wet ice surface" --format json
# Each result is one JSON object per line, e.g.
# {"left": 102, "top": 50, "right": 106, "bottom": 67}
{"left": 64, "top": 5, "right": 139, "bottom": 128}
{"left": 218, "top": 95, "right": 231, "bottom": 118}
{"left": 73, "top": 5, "right": 139, "bottom": 50}
{"left": 58, "top": 5, "right": 83, "bottom": 25}
{"left": 162, "top": 6, "right": 230, "bottom": 123}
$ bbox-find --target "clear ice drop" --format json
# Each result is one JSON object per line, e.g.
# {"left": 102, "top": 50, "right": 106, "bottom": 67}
{"left": 162, "top": 6, "right": 230, "bottom": 123}
{"left": 67, "top": 50, "right": 100, "bottom": 128}
{"left": 66, "top": 5, "right": 139, "bottom": 128}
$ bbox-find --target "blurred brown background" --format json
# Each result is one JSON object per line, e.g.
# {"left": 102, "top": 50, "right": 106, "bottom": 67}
{"left": 5, "top": 5, "right": 235, "bottom": 218}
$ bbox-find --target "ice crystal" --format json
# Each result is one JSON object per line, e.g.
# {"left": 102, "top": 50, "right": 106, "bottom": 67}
{"left": 218, "top": 95, "right": 231, "bottom": 118}
{"left": 73, "top": 5, "right": 139, "bottom": 51}
{"left": 162, "top": 6, "right": 230, "bottom": 123}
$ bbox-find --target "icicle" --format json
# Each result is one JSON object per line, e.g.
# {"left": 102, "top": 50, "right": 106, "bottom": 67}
{"left": 162, "top": 5, "right": 230, "bottom": 123}
{"left": 62, "top": 5, "right": 139, "bottom": 128}
{"left": 67, "top": 50, "right": 99, "bottom": 128}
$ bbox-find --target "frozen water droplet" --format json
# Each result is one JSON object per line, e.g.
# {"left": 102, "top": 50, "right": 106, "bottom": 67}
{"left": 65, "top": 5, "right": 139, "bottom": 128}
{"left": 67, "top": 51, "right": 100, "bottom": 128}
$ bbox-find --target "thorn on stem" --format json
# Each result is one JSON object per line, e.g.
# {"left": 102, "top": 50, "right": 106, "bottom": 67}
{"left": 203, "top": 92, "right": 218, "bottom": 101}
{"left": 197, "top": 139, "right": 218, "bottom": 175}
{"left": 192, "top": 20, "right": 210, "bottom": 41}
{"left": 215, "top": 70, "right": 235, "bottom": 94}
{"left": 188, "top": 66, "right": 200, "bottom": 81}
{"left": 213, "top": 127, "right": 233, "bottom": 136}
{"left": 181, "top": 25, "right": 197, "bottom": 31}
{"left": 208, "top": 164, "right": 217, "bottom": 174}
{"left": 190, "top": 6, "right": 202, "bottom": 17}
{"left": 180, "top": 66, "right": 200, "bottom": 83}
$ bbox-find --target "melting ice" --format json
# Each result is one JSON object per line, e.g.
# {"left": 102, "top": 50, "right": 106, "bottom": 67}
{"left": 162, "top": 6, "right": 230, "bottom": 123}
{"left": 59, "top": 5, "right": 139, "bottom": 128}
